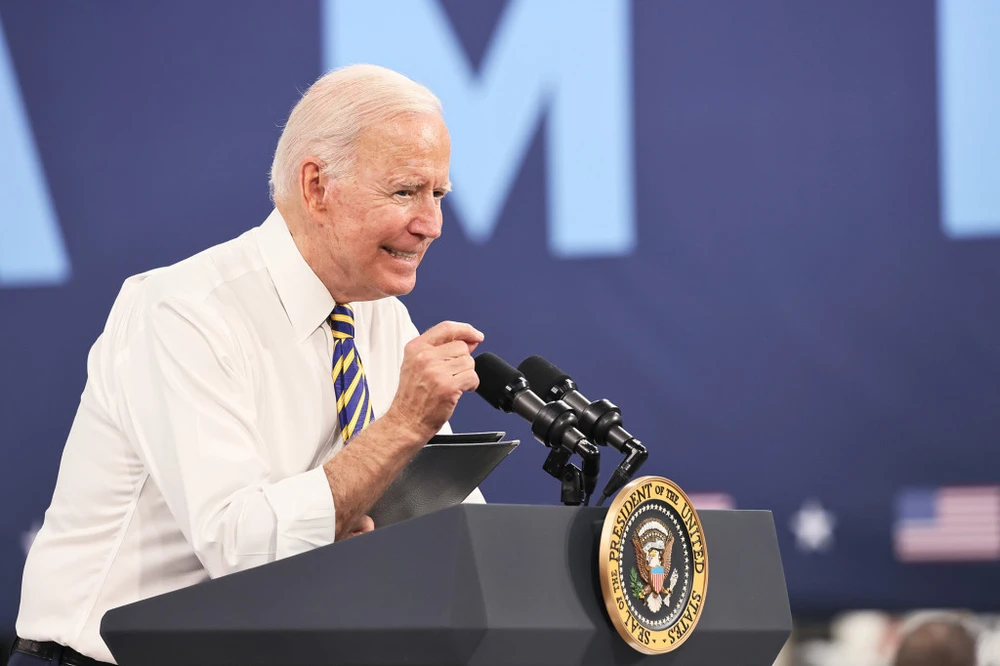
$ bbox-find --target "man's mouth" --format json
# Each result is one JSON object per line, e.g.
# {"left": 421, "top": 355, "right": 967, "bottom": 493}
{"left": 382, "top": 246, "right": 418, "bottom": 261}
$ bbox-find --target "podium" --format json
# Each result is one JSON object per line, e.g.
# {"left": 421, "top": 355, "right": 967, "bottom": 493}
{"left": 101, "top": 505, "right": 791, "bottom": 665}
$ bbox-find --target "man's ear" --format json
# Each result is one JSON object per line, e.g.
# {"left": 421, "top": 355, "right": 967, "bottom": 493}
{"left": 299, "top": 157, "right": 328, "bottom": 215}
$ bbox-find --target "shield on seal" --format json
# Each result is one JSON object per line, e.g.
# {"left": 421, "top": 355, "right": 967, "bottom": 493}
{"left": 651, "top": 566, "right": 664, "bottom": 594}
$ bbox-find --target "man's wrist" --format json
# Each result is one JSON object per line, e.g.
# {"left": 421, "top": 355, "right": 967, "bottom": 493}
{"left": 378, "top": 405, "right": 435, "bottom": 450}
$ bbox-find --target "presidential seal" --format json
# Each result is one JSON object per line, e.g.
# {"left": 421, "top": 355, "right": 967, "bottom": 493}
{"left": 598, "top": 476, "right": 709, "bottom": 654}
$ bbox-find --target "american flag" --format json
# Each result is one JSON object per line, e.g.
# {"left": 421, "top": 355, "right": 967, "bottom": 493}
{"left": 893, "top": 486, "right": 1000, "bottom": 563}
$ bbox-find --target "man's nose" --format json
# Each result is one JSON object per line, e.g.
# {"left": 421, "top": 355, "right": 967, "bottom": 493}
{"left": 408, "top": 194, "right": 443, "bottom": 239}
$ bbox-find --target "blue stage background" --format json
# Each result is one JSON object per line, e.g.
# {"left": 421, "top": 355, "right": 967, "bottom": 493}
{"left": 1, "top": 0, "right": 999, "bottom": 626}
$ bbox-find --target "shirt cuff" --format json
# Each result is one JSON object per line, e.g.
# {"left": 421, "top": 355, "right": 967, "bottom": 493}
{"left": 463, "top": 487, "right": 486, "bottom": 504}
{"left": 262, "top": 466, "right": 337, "bottom": 560}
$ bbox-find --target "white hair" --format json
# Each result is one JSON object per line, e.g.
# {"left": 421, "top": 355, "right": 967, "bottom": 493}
{"left": 269, "top": 64, "right": 443, "bottom": 203}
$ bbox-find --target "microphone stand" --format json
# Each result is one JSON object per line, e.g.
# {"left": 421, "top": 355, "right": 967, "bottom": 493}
{"left": 473, "top": 353, "right": 600, "bottom": 507}
{"left": 526, "top": 393, "right": 600, "bottom": 506}
{"left": 542, "top": 448, "right": 584, "bottom": 506}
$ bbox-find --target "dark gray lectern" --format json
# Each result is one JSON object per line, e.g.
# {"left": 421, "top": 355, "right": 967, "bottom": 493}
{"left": 102, "top": 505, "right": 791, "bottom": 666}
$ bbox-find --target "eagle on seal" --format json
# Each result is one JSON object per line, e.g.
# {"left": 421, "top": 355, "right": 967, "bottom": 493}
{"left": 632, "top": 518, "right": 680, "bottom": 613}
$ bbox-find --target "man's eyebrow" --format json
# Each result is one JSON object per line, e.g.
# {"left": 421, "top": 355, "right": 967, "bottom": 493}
{"left": 388, "top": 177, "right": 450, "bottom": 190}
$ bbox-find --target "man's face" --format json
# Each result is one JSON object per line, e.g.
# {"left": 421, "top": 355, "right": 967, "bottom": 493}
{"left": 315, "top": 112, "right": 451, "bottom": 303}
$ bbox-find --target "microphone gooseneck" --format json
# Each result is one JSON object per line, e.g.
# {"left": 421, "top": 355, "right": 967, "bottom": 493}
{"left": 475, "top": 353, "right": 600, "bottom": 504}
{"left": 518, "top": 355, "right": 649, "bottom": 506}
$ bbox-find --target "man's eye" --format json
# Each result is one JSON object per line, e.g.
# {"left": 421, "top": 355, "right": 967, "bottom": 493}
{"left": 395, "top": 190, "right": 412, "bottom": 197}
{"left": 433, "top": 190, "right": 446, "bottom": 199}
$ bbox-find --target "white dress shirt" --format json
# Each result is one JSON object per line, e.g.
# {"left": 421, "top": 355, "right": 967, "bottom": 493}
{"left": 16, "top": 209, "right": 482, "bottom": 663}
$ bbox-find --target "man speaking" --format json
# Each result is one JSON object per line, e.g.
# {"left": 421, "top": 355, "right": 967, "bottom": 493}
{"left": 12, "top": 64, "right": 483, "bottom": 665}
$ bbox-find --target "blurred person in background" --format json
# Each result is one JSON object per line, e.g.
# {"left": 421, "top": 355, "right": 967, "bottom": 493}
{"left": 893, "top": 615, "right": 978, "bottom": 666}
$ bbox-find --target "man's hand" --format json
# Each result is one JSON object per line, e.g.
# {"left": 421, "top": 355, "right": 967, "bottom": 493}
{"left": 345, "top": 515, "right": 375, "bottom": 539}
{"left": 324, "top": 321, "right": 483, "bottom": 541}
{"left": 384, "top": 321, "right": 484, "bottom": 444}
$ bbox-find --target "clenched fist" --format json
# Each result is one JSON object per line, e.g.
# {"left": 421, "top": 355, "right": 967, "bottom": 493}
{"left": 384, "top": 321, "right": 484, "bottom": 444}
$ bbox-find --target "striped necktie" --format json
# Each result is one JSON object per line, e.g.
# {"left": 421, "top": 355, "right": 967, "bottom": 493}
{"left": 328, "top": 304, "right": 374, "bottom": 441}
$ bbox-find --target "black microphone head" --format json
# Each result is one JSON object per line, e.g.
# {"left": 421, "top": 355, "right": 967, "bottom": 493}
{"left": 475, "top": 353, "right": 527, "bottom": 412}
{"left": 518, "top": 355, "right": 574, "bottom": 401}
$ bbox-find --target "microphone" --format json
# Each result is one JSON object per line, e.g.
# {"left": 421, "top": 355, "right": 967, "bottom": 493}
{"left": 474, "top": 353, "right": 600, "bottom": 503}
{"left": 518, "top": 355, "right": 648, "bottom": 506}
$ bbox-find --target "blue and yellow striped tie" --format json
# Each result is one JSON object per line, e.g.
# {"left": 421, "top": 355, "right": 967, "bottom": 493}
{"left": 329, "top": 304, "right": 374, "bottom": 441}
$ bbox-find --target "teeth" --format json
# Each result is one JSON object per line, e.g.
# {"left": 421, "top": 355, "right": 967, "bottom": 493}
{"left": 386, "top": 249, "right": 417, "bottom": 260}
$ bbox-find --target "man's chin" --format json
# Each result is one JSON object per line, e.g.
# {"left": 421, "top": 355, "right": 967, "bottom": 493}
{"left": 373, "top": 277, "right": 418, "bottom": 300}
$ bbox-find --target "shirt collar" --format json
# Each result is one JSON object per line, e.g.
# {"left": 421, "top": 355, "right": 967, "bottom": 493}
{"left": 257, "top": 208, "right": 336, "bottom": 343}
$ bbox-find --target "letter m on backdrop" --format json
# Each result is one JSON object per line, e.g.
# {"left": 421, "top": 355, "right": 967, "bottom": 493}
{"left": 0, "top": 14, "right": 70, "bottom": 287}
{"left": 938, "top": 0, "right": 1000, "bottom": 239}
{"left": 323, "top": 0, "right": 635, "bottom": 258}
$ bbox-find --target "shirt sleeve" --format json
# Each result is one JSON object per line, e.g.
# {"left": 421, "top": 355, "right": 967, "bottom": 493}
{"left": 115, "top": 293, "right": 336, "bottom": 578}
{"left": 463, "top": 488, "right": 486, "bottom": 503}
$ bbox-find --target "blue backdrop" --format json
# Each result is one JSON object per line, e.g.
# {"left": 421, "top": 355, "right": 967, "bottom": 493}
{"left": 1, "top": 0, "right": 999, "bottom": 626}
